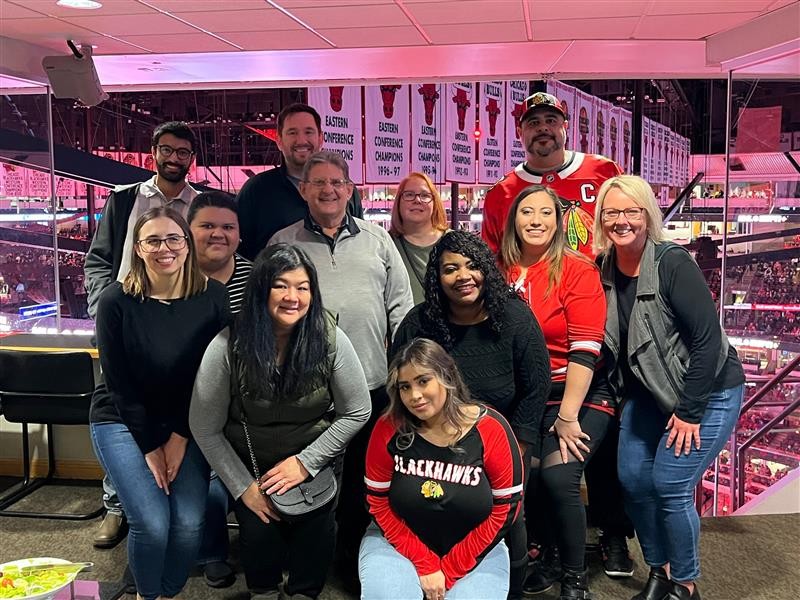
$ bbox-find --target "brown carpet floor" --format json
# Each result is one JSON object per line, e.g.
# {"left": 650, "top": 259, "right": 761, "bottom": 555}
{"left": 0, "top": 478, "right": 797, "bottom": 599}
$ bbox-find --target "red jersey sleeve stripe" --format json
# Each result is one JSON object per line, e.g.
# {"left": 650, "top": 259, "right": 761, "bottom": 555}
{"left": 569, "top": 340, "right": 602, "bottom": 354}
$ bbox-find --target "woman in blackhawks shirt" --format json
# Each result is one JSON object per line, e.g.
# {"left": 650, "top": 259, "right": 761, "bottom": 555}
{"left": 360, "top": 338, "right": 524, "bottom": 600}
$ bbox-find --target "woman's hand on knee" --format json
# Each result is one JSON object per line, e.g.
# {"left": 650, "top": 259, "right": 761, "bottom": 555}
{"left": 419, "top": 570, "right": 446, "bottom": 600}
{"left": 241, "top": 481, "right": 281, "bottom": 524}
{"left": 261, "top": 456, "right": 310, "bottom": 496}
{"left": 145, "top": 447, "right": 170, "bottom": 495}
{"left": 666, "top": 415, "right": 701, "bottom": 456}
{"left": 162, "top": 433, "right": 188, "bottom": 483}
{"left": 551, "top": 418, "right": 591, "bottom": 463}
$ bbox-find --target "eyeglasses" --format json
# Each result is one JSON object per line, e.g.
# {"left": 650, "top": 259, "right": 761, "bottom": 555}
{"left": 600, "top": 207, "right": 645, "bottom": 222}
{"left": 400, "top": 191, "right": 433, "bottom": 203}
{"left": 137, "top": 235, "right": 188, "bottom": 253}
{"left": 306, "top": 178, "right": 351, "bottom": 190}
{"left": 156, "top": 145, "right": 194, "bottom": 161}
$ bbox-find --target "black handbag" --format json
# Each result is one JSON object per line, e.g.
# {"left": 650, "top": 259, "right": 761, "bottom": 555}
{"left": 241, "top": 416, "right": 337, "bottom": 523}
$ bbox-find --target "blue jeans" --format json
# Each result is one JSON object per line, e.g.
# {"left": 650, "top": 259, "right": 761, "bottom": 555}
{"left": 359, "top": 524, "right": 509, "bottom": 599}
{"left": 90, "top": 422, "right": 210, "bottom": 600}
{"left": 617, "top": 385, "right": 743, "bottom": 582}
{"left": 197, "top": 473, "right": 230, "bottom": 565}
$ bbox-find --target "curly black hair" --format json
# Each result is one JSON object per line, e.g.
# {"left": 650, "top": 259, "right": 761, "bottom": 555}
{"left": 420, "top": 230, "right": 514, "bottom": 350}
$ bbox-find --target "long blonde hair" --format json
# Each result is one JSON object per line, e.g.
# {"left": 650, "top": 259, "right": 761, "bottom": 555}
{"left": 389, "top": 172, "right": 448, "bottom": 238}
{"left": 500, "top": 185, "right": 590, "bottom": 296}
{"left": 593, "top": 175, "right": 665, "bottom": 255}
{"left": 122, "top": 206, "right": 206, "bottom": 300}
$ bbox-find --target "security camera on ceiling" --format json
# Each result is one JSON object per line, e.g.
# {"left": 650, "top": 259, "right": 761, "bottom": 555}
{"left": 42, "top": 40, "right": 109, "bottom": 107}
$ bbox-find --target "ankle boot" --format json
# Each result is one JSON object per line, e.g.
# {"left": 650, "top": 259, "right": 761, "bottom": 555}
{"left": 559, "top": 568, "right": 592, "bottom": 600}
{"left": 631, "top": 567, "right": 672, "bottom": 600}
{"left": 522, "top": 545, "right": 562, "bottom": 595}
{"left": 665, "top": 581, "right": 701, "bottom": 600}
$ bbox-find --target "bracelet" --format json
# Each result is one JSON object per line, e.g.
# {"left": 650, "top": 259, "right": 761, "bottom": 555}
{"left": 557, "top": 413, "right": 579, "bottom": 423}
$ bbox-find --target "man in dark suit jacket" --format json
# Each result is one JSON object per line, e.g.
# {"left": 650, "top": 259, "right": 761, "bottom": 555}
{"left": 236, "top": 103, "right": 363, "bottom": 260}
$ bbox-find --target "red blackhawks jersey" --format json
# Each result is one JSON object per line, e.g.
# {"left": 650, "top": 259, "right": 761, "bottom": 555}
{"left": 482, "top": 152, "right": 623, "bottom": 257}
{"left": 364, "top": 408, "right": 523, "bottom": 589}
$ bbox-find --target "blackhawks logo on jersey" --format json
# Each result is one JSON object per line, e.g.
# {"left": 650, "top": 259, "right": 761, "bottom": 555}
{"left": 421, "top": 480, "right": 445, "bottom": 500}
{"left": 561, "top": 199, "right": 593, "bottom": 252}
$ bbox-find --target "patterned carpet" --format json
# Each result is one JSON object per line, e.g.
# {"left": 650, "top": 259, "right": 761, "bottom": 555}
{"left": 0, "top": 478, "right": 797, "bottom": 599}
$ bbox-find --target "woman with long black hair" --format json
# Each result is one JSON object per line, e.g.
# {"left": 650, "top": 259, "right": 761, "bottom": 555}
{"left": 190, "top": 243, "right": 371, "bottom": 599}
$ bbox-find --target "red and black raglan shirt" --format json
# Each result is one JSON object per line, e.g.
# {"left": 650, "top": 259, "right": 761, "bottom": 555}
{"left": 507, "top": 252, "right": 615, "bottom": 414}
{"left": 364, "top": 407, "right": 523, "bottom": 589}
{"left": 482, "top": 152, "right": 623, "bottom": 258}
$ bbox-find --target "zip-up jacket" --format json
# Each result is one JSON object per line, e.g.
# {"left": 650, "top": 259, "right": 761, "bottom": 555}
{"left": 600, "top": 240, "right": 736, "bottom": 420}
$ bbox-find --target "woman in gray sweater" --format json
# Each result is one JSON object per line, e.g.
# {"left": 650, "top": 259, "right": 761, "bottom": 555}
{"left": 190, "top": 244, "right": 371, "bottom": 600}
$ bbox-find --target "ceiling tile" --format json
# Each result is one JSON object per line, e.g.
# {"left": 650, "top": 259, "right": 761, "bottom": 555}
{"left": 164, "top": 9, "right": 303, "bottom": 32}
{"left": 533, "top": 17, "right": 640, "bottom": 41}
{"left": 646, "top": 1, "right": 775, "bottom": 15}
{"left": 222, "top": 29, "right": 330, "bottom": 50}
{"left": 321, "top": 25, "right": 427, "bottom": 47}
{"left": 61, "top": 13, "right": 201, "bottom": 35}
{"left": 278, "top": 0, "right": 393, "bottom": 7}
{"left": 119, "top": 32, "right": 238, "bottom": 52}
{"left": 529, "top": 0, "right": 650, "bottom": 20}
{"left": 406, "top": 1, "right": 524, "bottom": 25}
{"left": 635, "top": 12, "right": 764, "bottom": 39}
{"left": 18, "top": 0, "right": 156, "bottom": 17}
{"left": 289, "top": 4, "right": 409, "bottom": 29}
{"left": 0, "top": 1, "right": 46, "bottom": 18}
{"left": 151, "top": 0, "right": 269, "bottom": 11}
{"left": 0, "top": 16, "right": 98, "bottom": 38}
{"left": 424, "top": 21, "right": 528, "bottom": 45}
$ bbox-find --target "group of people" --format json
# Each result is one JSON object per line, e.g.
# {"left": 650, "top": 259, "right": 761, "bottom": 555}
{"left": 82, "top": 93, "right": 744, "bottom": 600}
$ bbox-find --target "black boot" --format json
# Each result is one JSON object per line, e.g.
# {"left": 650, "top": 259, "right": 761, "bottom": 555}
{"left": 631, "top": 567, "right": 671, "bottom": 600}
{"left": 559, "top": 568, "right": 592, "bottom": 600}
{"left": 523, "top": 546, "right": 562, "bottom": 596}
{"left": 665, "top": 581, "right": 701, "bottom": 600}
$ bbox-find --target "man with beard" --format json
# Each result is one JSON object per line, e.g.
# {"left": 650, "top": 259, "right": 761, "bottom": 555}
{"left": 481, "top": 94, "right": 635, "bottom": 597}
{"left": 481, "top": 92, "right": 622, "bottom": 257}
{"left": 84, "top": 121, "right": 236, "bottom": 589}
{"left": 236, "top": 103, "right": 363, "bottom": 260}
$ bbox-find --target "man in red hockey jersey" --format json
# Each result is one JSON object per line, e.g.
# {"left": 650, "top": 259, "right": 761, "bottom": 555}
{"left": 481, "top": 92, "right": 622, "bottom": 258}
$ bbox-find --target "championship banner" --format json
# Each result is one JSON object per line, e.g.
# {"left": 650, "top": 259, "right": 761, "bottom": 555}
{"left": 364, "top": 84, "right": 410, "bottom": 183}
{"left": 478, "top": 81, "right": 505, "bottom": 184}
{"left": 505, "top": 80, "right": 529, "bottom": 173}
{"left": 2, "top": 163, "right": 27, "bottom": 197}
{"left": 641, "top": 117, "right": 652, "bottom": 181}
{"left": 120, "top": 152, "right": 140, "bottom": 167}
{"left": 308, "top": 86, "right": 364, "bottom": 184}
{"left": 575, "top": 91, "right": 594, "bottom": 155}
{"left": 655, "top": 124, "right": 664, "bottom": 185}
{"left": 444, "top": 82, "right": 476, "bottom": 183}
{"left": 410, "top": 83, "right": 444, "bottom": 183}
{"left": 28, "top": 170, "right": 50, "bottom": 198}
{"left": 548, "top": 80, "right": 578, "bottom": 151}
{"left": 620, "top": 109, "right": 632, "bottom": 173}
{"left": 595, "top": 98, "right": 611, "bottom": 158}
{"left": 609, "top": 108, "right": 621, "bottom": 166}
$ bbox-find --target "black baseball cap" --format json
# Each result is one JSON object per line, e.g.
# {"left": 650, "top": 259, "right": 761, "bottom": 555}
{"left": 520, "top": 92, "right": 568, "bottom": 123}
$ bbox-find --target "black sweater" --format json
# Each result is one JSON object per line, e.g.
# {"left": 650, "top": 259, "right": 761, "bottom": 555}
{"left": 90, "top": 280, "right": 231, "bottom": 454}
{"left": 392, "top": 297, "right": 551, "bottom": 446}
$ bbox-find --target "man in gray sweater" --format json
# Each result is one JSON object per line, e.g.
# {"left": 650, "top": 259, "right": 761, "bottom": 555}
{"left": 269, "top": 151, "right": 413, "bottom": 589}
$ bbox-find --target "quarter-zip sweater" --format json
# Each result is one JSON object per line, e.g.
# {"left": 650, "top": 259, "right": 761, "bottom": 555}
{"left": 269, "top": 214, "right": 413, "bottom": 389}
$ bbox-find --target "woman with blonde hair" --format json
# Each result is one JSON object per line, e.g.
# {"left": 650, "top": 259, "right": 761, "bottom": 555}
{"left": 90, "top": 206, "right": 230, "bottom": 600}
{"left": 594, "top": 175, "right": 744, "bottom": 600}
{"left": 500, "top": 184, "right": 613, "bottom": 600}
{"left": 360, "top": 337, "right": 524, "bottom": 600}
{"left": 390, "top": 172, "right": 448, "bottom": 304}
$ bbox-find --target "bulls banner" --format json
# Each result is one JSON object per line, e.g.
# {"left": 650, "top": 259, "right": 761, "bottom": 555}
{"left": 548, "top": 81, "right": 578, "bottom": 151}
{"left": 308, "top": 86, "right": 364, "bottom": 184}
{"left": 444, "top": 82, "right": 476, "bottom": 183}
{"left": 478, "top": 81, "right": 505, "bottom": 184}
{"left": 364, "top": 84, "right": 410, "bottom": 183}
{"left": 410, "top": 83, "right": 443, "bottom": 183}
{"left": 609, "top": 108, "right": 621, "bottom": 166}
{"left": 504, "top": 80, "right": 529, "bottom": 173}
{"left": 594, "top": 98, "right": 611, "bottom": 158}
{"left": 619, "top": 109, "right": 633, "bottom": 173}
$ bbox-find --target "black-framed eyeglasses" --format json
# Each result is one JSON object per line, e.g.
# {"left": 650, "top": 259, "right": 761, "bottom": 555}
{"left": 306, "top": 178, "right": 351, "bottom": 190}
{"left": 137, "top": 235, "right": 188, "bottom": 253}
{"left": 600, "top": 207, "right": 644, "bottom": 222}
{"left": 400, "top": 191, "right": 433, "bottom": 203}
{"left": 156, "top": 145, "right": 194, "bottom": 161}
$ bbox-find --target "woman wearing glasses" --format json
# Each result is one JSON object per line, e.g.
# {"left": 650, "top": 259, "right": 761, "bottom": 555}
{"left": 390, "top": 172, "right": 448, "bottom": 305}
{"left": 594, "top": 176, "right": 744, "bottom": 600}
{"left": 499, "top": 185, "right": 611, "bottom": 600}
{"left": 90, "top": 207, "right": 230, "bottom": 600}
